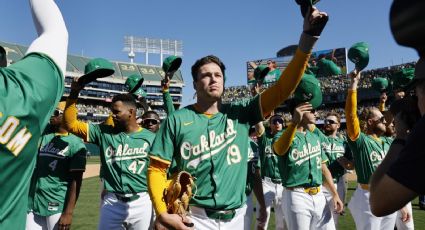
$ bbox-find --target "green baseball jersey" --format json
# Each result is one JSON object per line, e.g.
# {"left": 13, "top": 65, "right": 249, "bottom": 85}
{"left": 0, "top": 53, "right": 63, "bottom": 229}
{"left": 347, "top": 132, "right": 393, "bottom": 184}
{"left": 246, "top": 139, "right": 260, "bottom": 196}
{"left": 264, "top": 69, "right": 282, "bottom": 83}
{"left": 258, "top": 131, "right": 283, "bottom": 180}
{"left": 273, "top": 129, "right": 328, "bottom": 188}
{"left": 150, "top": 96, "right": 263, "bottom": 210}
{"left": 313, "top": 128, "right": 350, "bottom": 182}
{"left": 28, "top": 126, "right": 87, "bottom": 216}
{"left": 88, "top": 124, "right": 155, "bottom": 193}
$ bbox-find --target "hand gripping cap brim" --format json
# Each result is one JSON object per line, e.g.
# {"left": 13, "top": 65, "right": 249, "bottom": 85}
{"left": 294, "top": 73, "right": 323, "bottom": 109}
{"left": 162, "top": 56, "right": 182, "bottom": 79}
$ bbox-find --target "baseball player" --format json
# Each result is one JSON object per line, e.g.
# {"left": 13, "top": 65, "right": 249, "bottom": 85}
{"left": 273, "top": 102, "right": 343, "bottom": 230}
{"left": 0, "top": 0, "right": 68, "bottom": 229}
{"left": 63, "top": 79, "right": 156, "bottom": 229}
{"left": 345, "top": 70, "right": 407, "bottom": 229}
{"left": 255, "top": 114, "right": 287, "bottom": 230}
{"left": 147, "top": 6, "right": 330, "bottom": 229}
{"left": 141, "top": 111, "right": 161, "bottom": 133}
{"left": 310, "top": 112, "right": 354, "bottom": 229}
{"left": 26, "top": 102, "right": 87, "bottom": 230}
{"left": 374, "top": 92, "right": 415, "bottom": 230}
{"left": 244, "top": 132, "right": 267, "bottom": 230}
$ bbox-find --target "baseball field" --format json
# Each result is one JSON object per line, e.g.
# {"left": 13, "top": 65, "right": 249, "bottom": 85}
{"left": 74, "top": 157, "right": 425, "bottom": 229}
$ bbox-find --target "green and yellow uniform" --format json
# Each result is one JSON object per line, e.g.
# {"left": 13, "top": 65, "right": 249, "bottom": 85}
{"left": 151, "top": 98, "right": 263, "bottom": 210}
{"left": 313, "top": 128, "right": 350, "bottom": 183}
{"left": 345, "top": 90, "right": 393, "bottom": 184}
{"left": 258, "top": 132, "right": 283, "bottom": 182}
{"left": 28, "top": 126, "right": 87, "bottom": 216}
{"left": 148, "top": 37, "right": 318, "bottom": 222}
{"left": 0, "top": 53, "right": 63, "bottom": 229}
{"left": 64, "top": 99, "right": 155, "bottom": 194}
{"left": 274, "top": 129, "right": 327, "bottom": 187}
{"left": 347, "top": 133, "right": 392, "bottom": 184}
{"left": 346, "top": 89, "right": 396, "bottom": 229}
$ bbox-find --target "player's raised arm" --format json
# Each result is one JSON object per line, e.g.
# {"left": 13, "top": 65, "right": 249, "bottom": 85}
{"left": 345, "top": 70, "right": 361, "bottom": 141}
{"left": 26, "top": 0, "right": 68, "bottom": 76}
{"left": 260, "top": 7, "right": 328, "bottom": 117}
{"left": 273, "top": 103, "right": 312, "bottom": 155}
{"left": 63, "top": 78, "right": 89, "bottom": 141}
{"left": 162, "top": 77, "right": 176, "bottom": 115}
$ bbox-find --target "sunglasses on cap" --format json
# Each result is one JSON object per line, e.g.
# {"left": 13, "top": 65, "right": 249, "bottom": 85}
{"left": 324, "top": 119, "right": 338, "bottom": 125}
{"left": 142, "top": 119, "right": 159, "bottom": 125}
{"left": 53, "top": 109, "right": 63, "bottom": 116}
{"left": 271, "top": 118, "right": 284, "bottom": 125}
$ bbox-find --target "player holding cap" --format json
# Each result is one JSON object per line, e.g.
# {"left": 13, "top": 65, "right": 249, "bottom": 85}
{"left": 26, "top": 102, "right": 87, "bottom": 230}
{"left": 345, "top": 70, "right": 408, "bottom": 229}
{"left": 272, "top": 74, "right": 343, "bottom": 230}
{"left": 148, "top": 6, "right": 330, "bottom": 229}
{"left": 0, "top": 0, "right": 68, "bottom": 228}
{"left": 64, "top": 78, "right": 156, "bottom": 229}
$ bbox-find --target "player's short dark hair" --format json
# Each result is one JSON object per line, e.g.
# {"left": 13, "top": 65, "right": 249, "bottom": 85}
{"left": 326, "top": 111, "right": 341, "bottom": 123}
{"left": 191, "top": 55, "right": 226, "bottom": 82}
{"left": 112, "top": 93, "right": 137, "bottom": 109}
{"left": 142, "top": 110, "right": 159, "bottom": 120}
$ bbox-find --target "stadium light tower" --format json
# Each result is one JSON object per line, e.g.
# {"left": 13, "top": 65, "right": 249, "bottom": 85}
{"left": 123, "top": 36, "right": 183, "bottom": 65}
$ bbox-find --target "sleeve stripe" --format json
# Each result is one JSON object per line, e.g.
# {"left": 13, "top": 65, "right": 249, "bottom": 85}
{"left": 150, "top": 156, "right": 171, "bottom": 165}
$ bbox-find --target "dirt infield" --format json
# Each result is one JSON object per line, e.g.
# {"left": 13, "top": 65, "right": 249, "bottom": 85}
{"left": 83, "top": 164, "right": 100, "bottom": 179}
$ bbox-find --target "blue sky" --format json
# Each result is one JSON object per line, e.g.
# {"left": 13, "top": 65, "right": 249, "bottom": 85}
{"left": 0, "top": 0, "right": 418, "bottom": 106}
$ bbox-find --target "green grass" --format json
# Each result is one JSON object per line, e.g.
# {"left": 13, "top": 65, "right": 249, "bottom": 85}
{"left": 73, "top": 179, "right": 425, "bottom": 229}
{"left": 86, "top": 156, "right": 100, "bottom": 165}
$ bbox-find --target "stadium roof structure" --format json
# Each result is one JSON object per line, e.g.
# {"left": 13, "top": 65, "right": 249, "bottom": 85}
{"left": 0, "top": 41, "right": 184, "bottom": 84}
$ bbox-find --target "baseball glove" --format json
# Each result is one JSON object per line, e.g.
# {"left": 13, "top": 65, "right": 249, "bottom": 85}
{"left": 163, "top": 171, "right": 194, "bottom": 215}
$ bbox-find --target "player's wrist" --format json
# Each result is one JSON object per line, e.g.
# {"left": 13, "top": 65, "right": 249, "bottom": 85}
{"left": 298, "top": 33, "right": 318, "bottom": 54}
{"left": 68, "top": 90, "right": 80, "bottom": 99}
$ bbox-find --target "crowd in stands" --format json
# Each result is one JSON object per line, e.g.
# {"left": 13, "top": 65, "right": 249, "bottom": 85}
{"left": 76, "top": 104, "right": 110, "bottom": 115}
{"left": 222, "top": 62, "right": 416, "bottom": 104}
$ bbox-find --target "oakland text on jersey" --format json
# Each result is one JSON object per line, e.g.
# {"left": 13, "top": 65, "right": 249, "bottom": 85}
{"left": 322, "top": 142, "right": 345, "bottom": 156}
{"left": 180, "top": 119, "right": 238, "bottom": 168}
{"left": 0, "top": 115, "right": 32, "bottom": 156}
{"left": 39, "top": 143, "right": 69, "bottom": 158}
{"left": 264, "top": 145, "right": 273, "bottom": 157}
{"left": 105, "top": 142, "right": 149, "bottom": 163}
{"left": 290, "top": 140, "right": 321, "bottom": 166}
{"left": 370, "top": 150, "right": 386, "bottom": 168}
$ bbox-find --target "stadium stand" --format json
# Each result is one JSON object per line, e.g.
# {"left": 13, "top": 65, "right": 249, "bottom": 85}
{"left": 0, "top": 41, "right": 184, "bottom": 121}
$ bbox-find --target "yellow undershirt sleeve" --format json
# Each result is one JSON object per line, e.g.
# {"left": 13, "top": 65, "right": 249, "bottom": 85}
{"left": 273, "top": 123, "right": 297, "bottom": 156}
{"left": 148, "top": 157, "right": 171, "bottom": 215}
{"left": 378, "top": 101, "right": 385, "bottom": 112}
{"left": 63, "top": 99, "right": 89, "bottom": 142}
{"left": 345, "top": 90, "right": 360, "bottom": 141}
{"left": 103, "top": 113, "right": 114, "bottom": 126}
{"left": 260, "top": 49, "right": 310, "bottom": 117}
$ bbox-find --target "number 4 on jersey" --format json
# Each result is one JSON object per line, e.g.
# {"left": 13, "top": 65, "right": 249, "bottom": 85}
{"left": 49, "top": 160, "right": 58, "bottom": 171}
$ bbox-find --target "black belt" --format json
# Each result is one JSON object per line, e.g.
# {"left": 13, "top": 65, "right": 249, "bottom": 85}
{"left": 263, "top": 176, "right": 282, "bottom": 184}
{"left": 114, "top": 193, "right": 140, "bottom": 202}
